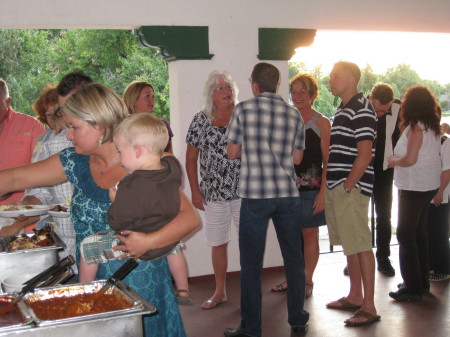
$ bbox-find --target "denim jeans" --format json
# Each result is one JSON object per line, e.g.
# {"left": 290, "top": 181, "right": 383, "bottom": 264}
{"left": 238, "top": 197, "right": 309, "bottom": 337}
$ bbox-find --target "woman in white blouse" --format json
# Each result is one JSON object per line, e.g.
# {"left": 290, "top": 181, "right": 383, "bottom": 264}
{"left": 387, "top": 85, "right": 441, "bottom": 302}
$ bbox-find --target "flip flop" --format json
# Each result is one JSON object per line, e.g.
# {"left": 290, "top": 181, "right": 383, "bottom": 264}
{"left": 271, "top": 280, "right": 288, "bottom": 292}
{"left": 201, "top": 298, "right": 227, "bottom": 310}
{"left": 326, "top": 297, "right": 362, "bottom": 310}
{"left": 344, "top": 309, "right": 381, "bottom": 327}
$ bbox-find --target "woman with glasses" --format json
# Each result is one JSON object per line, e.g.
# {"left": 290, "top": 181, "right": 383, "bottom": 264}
{"left": 32, "top": 85, "right": 63, "bottom": 160}
{"left": 185, "top": 71, "right": 241, "bottom": 310}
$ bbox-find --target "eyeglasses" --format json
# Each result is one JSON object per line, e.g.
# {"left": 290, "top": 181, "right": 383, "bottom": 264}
{"left": 214, "top": 85, "right": 233, "bottom": 93}
{"left": 248, "top": 78, "right": 254, "bottom": 84}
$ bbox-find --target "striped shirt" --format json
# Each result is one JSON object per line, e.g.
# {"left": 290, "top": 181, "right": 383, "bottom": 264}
{"left": 326, "top": 93, "right": 376, "bottom": 196}
{"left": 226, "top": 92, "right": 305, "bottom": 199}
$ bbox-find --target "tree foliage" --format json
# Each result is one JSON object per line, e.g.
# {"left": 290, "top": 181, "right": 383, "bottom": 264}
{"left": 0, "top": 29, "right": 169, "bottom": 121}
{"left": 288, "top": 61, "right": 450, "bottom": 117}
{"left": 0, "top": 29, "right": 448, "bottom": 121}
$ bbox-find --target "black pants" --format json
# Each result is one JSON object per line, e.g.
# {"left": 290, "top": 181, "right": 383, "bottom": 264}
{"left": 426, "top": 203, "right": 450, "bottom": 274}
{"left": 397, "top": 189, "right": 436, "bottom": 293}
{"left": 373, "top": 169, "right": 394, "bottom": 260}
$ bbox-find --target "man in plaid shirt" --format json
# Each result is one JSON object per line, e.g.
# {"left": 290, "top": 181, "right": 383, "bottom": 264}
{"left": 224, "top": 63, "right": 309, "bottom": 337}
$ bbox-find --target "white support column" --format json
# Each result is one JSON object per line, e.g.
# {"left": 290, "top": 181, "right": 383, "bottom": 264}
{"left": 168, "top": 46, "right": 290, "bottom": 277}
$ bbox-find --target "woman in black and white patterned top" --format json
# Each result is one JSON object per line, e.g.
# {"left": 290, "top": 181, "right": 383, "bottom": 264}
{"left": 185, "top": 71, "right": 241, "bottom": 310}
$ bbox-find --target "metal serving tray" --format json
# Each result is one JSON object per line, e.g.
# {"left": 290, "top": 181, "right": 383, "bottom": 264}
{"left": 25, "top": 280, "right": 147, "bottom": 326}
{"left": 0, "top": 280, "right": 156, "bottom": 337}
{"left": 0, "top": 294, "right": 34, "bottom": 334}
{"left": 0, "top": 232, "right": 66, "bottom": 282}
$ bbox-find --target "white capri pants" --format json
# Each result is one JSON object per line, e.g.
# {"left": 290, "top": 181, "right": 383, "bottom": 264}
{"left": 204, "top": 199, "right": 241, "bottom": 247}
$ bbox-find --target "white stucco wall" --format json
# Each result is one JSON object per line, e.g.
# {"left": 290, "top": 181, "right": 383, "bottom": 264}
{"left": 1, "top": 0, "right": 449, "bottom": 277}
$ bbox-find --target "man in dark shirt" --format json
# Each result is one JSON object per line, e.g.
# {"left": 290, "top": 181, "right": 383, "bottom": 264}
{"left": 369, "top": 83, "right": 401, "bottom": 276}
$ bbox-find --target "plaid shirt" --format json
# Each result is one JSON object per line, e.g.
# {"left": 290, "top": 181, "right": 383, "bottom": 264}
{"left": 24, "top": 129, "right": 77, "bottom": 272}
{"left": 226, "top": 92, "right": 305, "bottom": 199}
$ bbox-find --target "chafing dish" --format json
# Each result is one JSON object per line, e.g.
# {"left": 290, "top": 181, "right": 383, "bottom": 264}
{"left": 0, "top": 231, "right": 66, "bottom": 283}
{"left": 0, "top": 280, "right": 156, "bottom": 337}
{"left": 0, "top": 294, "right": 33, "bottom": 334}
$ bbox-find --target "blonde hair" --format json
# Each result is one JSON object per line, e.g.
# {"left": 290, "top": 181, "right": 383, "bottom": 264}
{"left": 289, "top": 73, "right": 319, "bottom": 104}
{"left": 123, "top": 81, "right": 154, "bottom": 114}
{"left": 115, "top": 113, "right": 169, "bottom": 156}
{"left": 63, "top": 83, "right": 128, "bottom": 144}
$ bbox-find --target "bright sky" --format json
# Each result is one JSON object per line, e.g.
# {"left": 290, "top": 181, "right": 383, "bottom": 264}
{"left": 291, "top": 30, "right": 450, "bottom": 85}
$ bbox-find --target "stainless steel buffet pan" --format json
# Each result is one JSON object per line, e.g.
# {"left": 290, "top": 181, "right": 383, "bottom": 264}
{"left": 0, "top": 232, "right": 66, "bottom": 282}
{"left": 0, "top": 280, "right": 156, "bottom": 337}
{"left": 0, "top": 294, "right": 34, "bottom": 334}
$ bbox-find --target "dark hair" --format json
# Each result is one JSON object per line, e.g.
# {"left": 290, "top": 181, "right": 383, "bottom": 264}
{"left": 32, "top": 85, "right": 59, "bottom": 125}
{"left": 371, "top": 82, "right": 394, "bottom": 105}
{"left": 251, "top": 62, "right": 280, "bottom": 93}
{"left": 400, "top": 85, "right": 440, "bottom": 136}
{"left": 57, "top": 71, "right": 93, "bottom": 96}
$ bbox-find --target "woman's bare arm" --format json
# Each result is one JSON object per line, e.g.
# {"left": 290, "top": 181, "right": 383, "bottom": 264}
{"left": 185, "top": 144, "right": 206, "bottom": 211}
{"left": 314, "top": 116, "right": 331, "bottom": 214}
{"left": 0, "top": 153, "right": 67, "bottom": 198}
{"left": 388, "top": 125, "right": 423, "bottom": 168}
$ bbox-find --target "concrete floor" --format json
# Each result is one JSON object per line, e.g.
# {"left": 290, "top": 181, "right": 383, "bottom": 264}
{"left": 179, "top": 245, "right": 449, "bottom": 337}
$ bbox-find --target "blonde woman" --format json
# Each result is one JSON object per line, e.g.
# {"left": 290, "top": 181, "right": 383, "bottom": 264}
{"left": 123, "top": 80, "right": 192, "bottom": 304}
{"left": 0, "top": 83, "right": 199, "bottom": 337}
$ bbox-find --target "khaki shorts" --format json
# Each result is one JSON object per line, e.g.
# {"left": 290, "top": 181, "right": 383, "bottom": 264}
{"left": 325, "top": 183, "right": 372, "bottom": 256}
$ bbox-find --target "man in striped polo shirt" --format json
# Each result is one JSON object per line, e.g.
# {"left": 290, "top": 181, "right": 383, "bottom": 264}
{"left": 324, "top": 61, "right": 380, "bottom": 327}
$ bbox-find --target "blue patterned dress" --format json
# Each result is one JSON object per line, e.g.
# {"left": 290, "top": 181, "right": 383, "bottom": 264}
{"left": 60, "top": 147, "right": 186, "bottom": 337}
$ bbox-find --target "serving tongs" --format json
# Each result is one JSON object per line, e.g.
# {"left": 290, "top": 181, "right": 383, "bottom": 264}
{"left": 0, "top": 255, "right": 75, "bottom": 316}
{"left": 23, "top": 255, "right": 75, "bottom": 287}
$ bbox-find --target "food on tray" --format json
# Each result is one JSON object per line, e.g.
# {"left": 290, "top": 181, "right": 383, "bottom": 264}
{"left": 28, "top": 291, "right": 132, "bottom": 319}
{"left": 0, "top": 296, "right": 26, "bottom": 326}
{"left": 0, "top": 205, "right": 34, "bottom": 211}
{"left": 49, "top": 205, "right": 69, "bottom": 213}
{"left": 0, "top": 204, "right": 52, "bottom": 218}
{"left": 7, "top": 227, "right": 55, "bottom": 251}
